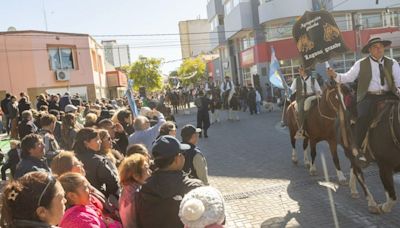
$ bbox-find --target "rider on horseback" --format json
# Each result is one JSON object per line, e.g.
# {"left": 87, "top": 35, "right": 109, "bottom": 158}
{"left": 220, "top": 76, "right": 235, "bottom": 110}
{"left": 327, "top": 37, "right": 400, "bottom": 167}
{"left": 290, "top": 66, "right": 322, "bottom": 139}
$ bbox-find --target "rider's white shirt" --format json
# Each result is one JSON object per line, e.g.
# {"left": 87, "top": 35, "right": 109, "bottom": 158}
{"left": 290, "top": 76, "right": 321, "bottom": 96}
{"left": 335, "top": 57, "right": 400, "bottom": 92}
{"left": 220, "top": 80, "right": 234, "bottom": 95}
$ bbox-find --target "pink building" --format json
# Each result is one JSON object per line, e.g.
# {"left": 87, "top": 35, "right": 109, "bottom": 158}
{"left": 0, "top": 30, "right": 125, "bottom": 102}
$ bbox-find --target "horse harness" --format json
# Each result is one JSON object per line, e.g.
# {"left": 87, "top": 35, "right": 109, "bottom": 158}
{"left": 317, "top": 87, "right": 338, "bottom": 121}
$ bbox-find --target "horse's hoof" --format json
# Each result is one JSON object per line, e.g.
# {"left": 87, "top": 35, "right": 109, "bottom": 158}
{"left": 338, "top": 179, "right": 348, "bottom": 186}
{"left": 368, "top": 205, "right": 382, "bottom": 214}
{"left": 378, "top": 204, "right": 391, "bottom": 213}
{"left": 309, "top": 170, "right": 317, "bottom": 176}
{"left": 304, "top": 162, "right": 311, "bottom": 169}
{"left": 351, "top": 193, "right": 360, "bottom": 199}
{"left": 292, "top": 159, "right": 298, "bottom": 165}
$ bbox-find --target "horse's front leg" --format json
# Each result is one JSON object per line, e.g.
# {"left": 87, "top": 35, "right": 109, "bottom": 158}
{"left": 328, "top": 139, "right": 347, "bottom": 185}
{"left": 290, "top": 131, "right": 298, "bottom": 165}
{"left": 303, "top": 138, "right": 310, "bottom": 168}
{"left": 309, "top": 140, "right": 317, "bottom": 176}
{"left": 378, "top": 165, "right": 397, "bottom": 213}
{"left": 350, "top": 164, "right": 380, "bottom": 213}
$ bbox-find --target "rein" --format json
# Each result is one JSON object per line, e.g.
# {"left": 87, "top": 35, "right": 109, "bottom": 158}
{"left": 389, "top": 103, "right": 400, "bottom": 149}
{"left": 317, "top": 88, "right": 337, "bottom": 120}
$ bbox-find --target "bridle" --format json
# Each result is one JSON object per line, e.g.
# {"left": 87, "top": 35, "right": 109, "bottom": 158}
{"left": 317, "top": 87, "right": 339, "bottom": 120}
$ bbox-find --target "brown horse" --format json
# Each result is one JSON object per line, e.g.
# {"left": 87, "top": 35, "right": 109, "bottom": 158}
{"left": 286, "top": 82, "right": 353, "bottom": 184}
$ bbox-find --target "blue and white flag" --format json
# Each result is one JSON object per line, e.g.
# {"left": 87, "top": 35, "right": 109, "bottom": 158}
{"left": 269, "top": 47, "right": 290, "bottom": 95}
{"left": 125, "top": 79, "right": 139, "bottom": 117}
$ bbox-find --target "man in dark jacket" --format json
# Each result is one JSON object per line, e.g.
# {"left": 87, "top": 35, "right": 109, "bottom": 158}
{"left": 18, "top": 97, "right": 31, "bottom": 120}
{"left": 247, "top": 86, "right": 257, "bottom": 115}
{"left": 1, "top": 93, "right": 11, "bottom": 134}
{"left": 137, "top": 135, "right": 203, "bottom": 228}
{"left": 195, "top": 91, "right": 211, "bottom": 138}
{"left": 14, "top": 134, "right": 50, "bottom": 179}
{"left": 18, "top": 110, "right": 38, "bottom": 140}
{"left": 181, "top": 124, "right": 209, "bottom": 185}
{"left": 59, "top": 92, "right": 72, "bottom": 112}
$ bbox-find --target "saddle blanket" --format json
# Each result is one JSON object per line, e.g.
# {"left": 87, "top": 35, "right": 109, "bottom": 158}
{"left": 294, "top": 95, "right": 318, "bottom": 112}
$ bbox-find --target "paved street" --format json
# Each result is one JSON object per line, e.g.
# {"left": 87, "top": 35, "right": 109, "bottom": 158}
{"left": 175, "top": 107, "right": 400, "bottom": 228}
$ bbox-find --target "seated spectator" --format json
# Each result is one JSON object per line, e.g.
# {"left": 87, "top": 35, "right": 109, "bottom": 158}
{"left": 14, "top": 134, "right": 50, "bottom": 179}
{"left": 0, "top": 171, "right": 66, "bottom": 227}
{"left": 179, "top": 186, "right": 225, "bottom": 228}
{"left": 181, "top": 124, "right": 209, "bottom": 185}
{"left": 60, "top": 113, "right": 79, "bottom": 150}
{"left": 74, "top": 128, "right": 120, "bottom": 199}
{"left": 136, "top": 135, "right": 203, "bottom": 228}
{"left": 128, "top": 110, "right": 166, "bottom": 153}
{"left": 38, "top": 114, "right": 61, "bottom": 165}
{"left": 59, "top": 173, "right": 122, "bottom": 228}
{"left": 118, "top": 154, "right": 152, "bottom": 228}
{"left": 1, "top": 140, "right": 20, "bottom": 180}
{"left": 18, "top": 110, "right": 38, "bottom": 140}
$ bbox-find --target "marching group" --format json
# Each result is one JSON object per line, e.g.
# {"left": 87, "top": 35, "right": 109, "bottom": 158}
{"left": 0, "top": 92, "right": 226, "bottom": 228}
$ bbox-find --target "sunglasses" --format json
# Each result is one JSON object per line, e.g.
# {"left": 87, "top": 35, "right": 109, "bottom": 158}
{"left": 38, "top": 174, "right": 56, "bottom": 207}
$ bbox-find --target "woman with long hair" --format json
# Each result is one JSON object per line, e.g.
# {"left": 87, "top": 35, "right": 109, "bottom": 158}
{"left": 60, "top": 113, "right": 79, "bottom": 150}
{"left": 0, "top": 171, "right": 66, "bottom": 228}
{"left": 98, "top": 129, "right": 124, "bottom": 167}
{"left": 74, "top": 128, "right": 120, "bottom": 199}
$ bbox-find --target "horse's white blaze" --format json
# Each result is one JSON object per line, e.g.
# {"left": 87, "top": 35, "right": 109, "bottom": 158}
{"left": 352, "top": 148, "right": 359, "bottom": 157}
{"left": 382, "top": 192, "right": 397, "bottom": 213}
{"left": 349, "top": 168, "right": 358, "bottom": 195}
{"left": 291, "top": 148, "right": 298, "bottom": 162}
{"left": 336, "top": 169, "right": 346, "bottom": 183}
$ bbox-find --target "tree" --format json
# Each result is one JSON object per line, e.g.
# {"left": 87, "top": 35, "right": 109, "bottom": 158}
{"left": 177, "top": 56, "right": 206, "bottom": 86}
{"left": 122, "top": 56, "right": 163, "bottom": 91}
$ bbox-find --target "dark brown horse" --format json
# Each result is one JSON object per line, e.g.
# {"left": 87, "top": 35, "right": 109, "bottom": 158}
{"left": 286, "top": 82, "right": 354, "bottom": 184}
{"left": 358, "top": 100, "right": 400, "bottom": 213}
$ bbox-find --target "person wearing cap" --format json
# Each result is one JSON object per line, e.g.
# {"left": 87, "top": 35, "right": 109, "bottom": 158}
{"left": 181, "top": 124, "right": 209, "bottom": 185}
{"left": 290, "top": 66, "right": 322, "bottom": 139}
{"left": 327, "top": 37, "right": 400, "bottom": 166}
{"left": 64, "top": 104, "right": 78, "bottom": 114}
{"left": 136, "top": 135, "right": 203, "bottom": 228}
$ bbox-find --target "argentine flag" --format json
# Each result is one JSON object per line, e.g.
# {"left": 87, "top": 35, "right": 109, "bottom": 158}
{"left": 269, "top": 47, "right": 290, "bottom": 95}
{"left": 125, "top": 79, "right": 139, "bottom": 117}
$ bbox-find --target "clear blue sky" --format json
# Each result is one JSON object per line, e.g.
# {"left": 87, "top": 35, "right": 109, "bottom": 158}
{"left": 0, "top": 0, "right": 208, "bottom": 74}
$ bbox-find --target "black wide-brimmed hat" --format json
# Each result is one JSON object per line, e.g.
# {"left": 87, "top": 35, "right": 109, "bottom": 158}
{"left": 362, "top": 37, "right": 392, "bottom": 54}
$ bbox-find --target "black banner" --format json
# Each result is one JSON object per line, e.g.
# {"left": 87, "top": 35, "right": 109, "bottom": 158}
{"left": 292, "top": 10, "right": 348, "bottom": 69}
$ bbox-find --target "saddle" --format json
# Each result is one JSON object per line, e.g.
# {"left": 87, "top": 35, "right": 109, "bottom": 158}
{"left": 293, "top": 95, "right": 318, "bottom": 112}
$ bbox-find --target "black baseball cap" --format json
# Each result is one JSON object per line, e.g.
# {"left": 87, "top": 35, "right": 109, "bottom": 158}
{"left": 180, "top": 124, "right": 202, "bottom": 141}
{"left": 152, "top": 135, "right": 190, "bottom": 159}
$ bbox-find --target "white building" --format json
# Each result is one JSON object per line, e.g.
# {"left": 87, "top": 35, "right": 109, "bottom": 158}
{"left": 101, "top": 40, "right": 131, "bottom": 67}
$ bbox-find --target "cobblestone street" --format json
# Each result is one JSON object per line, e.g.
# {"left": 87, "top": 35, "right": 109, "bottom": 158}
{"left": 175, "top": 108, "right": 400, "bottom": 228}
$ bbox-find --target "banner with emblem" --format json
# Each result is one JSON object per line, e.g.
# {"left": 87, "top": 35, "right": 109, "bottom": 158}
{"left": 292, "top": 10, "right": 348, "bottom": 69}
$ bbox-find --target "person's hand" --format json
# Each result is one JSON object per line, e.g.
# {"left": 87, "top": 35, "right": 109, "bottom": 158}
{"left": 326, "top": 68, "right": 337, "bottom": 79}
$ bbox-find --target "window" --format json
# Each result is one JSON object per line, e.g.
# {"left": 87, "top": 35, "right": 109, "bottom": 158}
{"left": 210, "top": 15, "right": 224, "bottom": 31}
{"left": 91, "top": 49, "right": 98, "bottom": 72}
{"left": 278, "top": 58, "right": 300, "bottom": 85}
{"left": 48, "top": 46, "right": 76, "bottom": 70}
{"left": 264, "top": 18, "right": 295, "bottom": 41}
{"left": 240, "top": 33, "right": 255, "bottom": 51}
{"left": 334, "top": 14, "right": 351, "bottom": 31}
{"left": 224, "top": 0, "right": 249, "bottom": 15}
{"left": 97, "top": 55, "right": 103, "bottom": 74}
{"left": 361, "top": 13, "right": 383, "bottom": 29}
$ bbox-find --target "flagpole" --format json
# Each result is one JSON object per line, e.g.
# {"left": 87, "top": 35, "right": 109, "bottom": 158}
{"left": 280, "top": 96, "right": 287, "bottom": 127}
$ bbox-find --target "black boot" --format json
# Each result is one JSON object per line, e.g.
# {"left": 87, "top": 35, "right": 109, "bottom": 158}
{"left": 204, "top": 131, "right": 208, "bottom": 138}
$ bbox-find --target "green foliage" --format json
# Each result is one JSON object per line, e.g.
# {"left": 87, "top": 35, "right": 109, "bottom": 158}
{"left": 124, "top": 56, "right": 163, "bottom": 91}
{"left": 177, "top": 56, "right": 206, "bottom": 86}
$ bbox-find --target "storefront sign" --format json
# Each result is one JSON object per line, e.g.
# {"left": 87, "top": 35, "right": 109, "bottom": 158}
{"left": 241, "top": 48, "right": 255, "bottom": 67}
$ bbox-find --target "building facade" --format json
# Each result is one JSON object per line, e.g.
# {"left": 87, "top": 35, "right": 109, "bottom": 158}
{"left": 0, "top": 30, "right": 112, "bottom": 102}
{"left": 102, "top": 40, "right": 131, "bottom": 67}
{"left": 206, "top": 0, "right": 400, "bottom": 89}
{"left": 179, "top": 19, "right": 212, "bottom": 59}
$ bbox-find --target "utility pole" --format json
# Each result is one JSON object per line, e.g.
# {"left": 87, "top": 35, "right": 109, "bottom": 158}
{"left": 351, "top": 12, "right": 362, "bottom": 60}
{"left": 42, "top": 0, "right": 48, "bottom": 31}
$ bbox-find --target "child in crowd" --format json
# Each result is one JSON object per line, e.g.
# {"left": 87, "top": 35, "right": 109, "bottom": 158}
{"left": 118, "top": 154, "right": 152, "bottom": 228}
{"left": 58, "top": 172, "right": 122, "bottom": 228}
{"left": 179, "top": 186, "right": 226, "bottom": 228}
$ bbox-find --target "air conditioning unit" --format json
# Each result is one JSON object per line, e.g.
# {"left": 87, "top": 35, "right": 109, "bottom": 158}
{"left": 56, "top": 70, "right": 70, "bottom": 81}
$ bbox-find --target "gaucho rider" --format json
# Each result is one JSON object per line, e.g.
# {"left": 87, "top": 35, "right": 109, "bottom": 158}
{"left": 327, "top": 37, "right": 400, "bottom": 167}
{"left": 220, "top": 76, "right": 235, "bottom": 110}
{"left": 290, "top": 65, "right": 322, "bottom": 139}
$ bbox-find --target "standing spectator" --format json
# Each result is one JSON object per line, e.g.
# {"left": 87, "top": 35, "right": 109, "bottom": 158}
{"left": 247, "top": 86, "right": 257, "bottom": 115}
{"left": 118, "top": 154, "right": 152, "bottom": 228}
{"left": 48, "top": 95, "right": 60, "bottom": 111}
{"left": 18, "top": 110, "right": 38, "bottom": 140}
{"left": 181, "top": 124, "right": 209, "bottom": 185}
{"left": 98, "top": 119, "right": 129, "bottom": 157}
{"left": 74, "top": 128, "right": 120, "bottom": 198}
{"left": 18, "top": 97, "right": 31, "bottom": 119}
{"left": 14, "top": 134, "right": 51, "bottom": 179}
{"left": 1, "top": 93, "right": 11, "bottom": 135}
{"left": 49, "top": 109, "right": 63, "bottom": 143}
{"left": 59, "top": 92, "right": 72, "bottom": 112}
{"left": 196, "top": 91, "right": 211, "bottom": 138}
{"left": 60, "top": 113, "right": 79, "bottom": 150}
{"left": 1, "top": 140, "right": 20, "bottom": 180}
{"left": 98, "top": 129, "right": 124, "bottom": 168}
{"left": 8, "top": 95, "right": 19, "bottom": 139}
{"left": 255, "top": 88, "right": 262, "bottom": 114}
{"left": 156, "top": 121, "right": 177, "bottom": 140}
{"left": 38, "top": 114, "right": 60, "bottom": 164}
{"left": 240, "top": 86, "right": 248, "bottom": 112}
{"left": 113, "top": 109, "right": 135, "bottom": 135}
{"left": 36, "top": 94, "right": 48, "bottom": 111}
{"left": 128, "top": 110, "right": 166, "bottom": 153}
{"left": 136, "top": 135, "right": 203, "bottom": 228}
{"left": 0, "top": 172, "right": 66, "bottom": 227}
{"left": 229, "top": 89, "right": 240, "bottom": 121}
{"left": 71, "top": 93, "right": 82, "bottom": 107}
